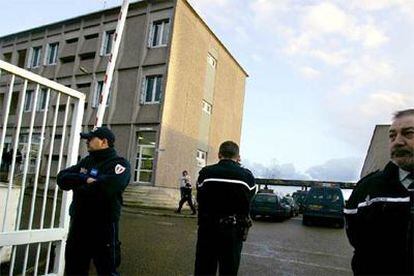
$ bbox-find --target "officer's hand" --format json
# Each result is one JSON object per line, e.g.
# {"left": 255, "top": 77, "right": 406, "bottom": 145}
{"left": 86, "top": 177, "right": 97, "bottom": 184}
{"left": 80, "top": 167, "right": 87, "bottom": 174}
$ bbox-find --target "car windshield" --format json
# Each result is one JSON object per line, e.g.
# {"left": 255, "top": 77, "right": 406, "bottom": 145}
{"left": 306, "top": 188, "right": 343, "bottom": 205}
{"left": 307, "top": 188, "right": 325, "bottom": 204}
{"left": 325, "top": 189, "right": 343, "bottom": 206}
{"left": 255, "top": 195, "right": 277, "bottom": 204}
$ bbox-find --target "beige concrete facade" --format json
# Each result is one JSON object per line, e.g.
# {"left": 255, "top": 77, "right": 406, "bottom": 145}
{"left": 155, "top": 0, "right": 247, "bottom": 187}
{"left": 0, "top": 0, "right": 247, "bottom": 190}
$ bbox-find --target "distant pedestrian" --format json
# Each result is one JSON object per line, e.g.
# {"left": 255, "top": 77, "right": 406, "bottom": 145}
{"left": 344, "top": 109, "right": 414, "bottom": 275}
{"left": 179, "top": 170, "right": 190, "bottom": 199}
{"left": 57, "top": 127, "right": 130, "bottom": 275}
{"left": 176, "top": 170, "right": 196, "bottom": 214}
{"left": 194, "top": 141, "right": 257, "bottom": 275}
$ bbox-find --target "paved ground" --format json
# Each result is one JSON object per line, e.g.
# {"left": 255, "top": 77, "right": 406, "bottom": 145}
{"left": 118, "top": 208, "right": 354, "bottom": 276}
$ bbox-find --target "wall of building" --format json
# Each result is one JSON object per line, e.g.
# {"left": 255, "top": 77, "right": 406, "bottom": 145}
{"left": 360, "top": 125, "right": 390, "bottom": 177}
{"left": 155, "top": 0, "right": 247, "bottom": 188}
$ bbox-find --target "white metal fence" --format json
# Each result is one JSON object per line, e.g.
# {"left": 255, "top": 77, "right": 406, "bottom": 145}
{"left": 0, "top": 60, "right": 85, "bottom": 275}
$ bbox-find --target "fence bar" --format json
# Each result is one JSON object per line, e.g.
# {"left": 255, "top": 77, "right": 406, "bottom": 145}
{"left": 26, "top": 87, "right": 49, "bottom": 276}
{"left": 0, "top": 74, "right": 16, "bottom": 169}
{"left": 43, "top": 93, "right": 61, "bottom": 274}
{"left": 0, "top": 229, "right": 66, "bottom": 246}
{"left": 21, "top": 84, "right": 40, "bottom": 276}
{"left": 1, "top": 79, "right": 27, "bottom": 232}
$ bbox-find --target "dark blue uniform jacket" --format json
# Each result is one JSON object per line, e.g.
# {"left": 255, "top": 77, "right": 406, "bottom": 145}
{"left": 344, "top": 162, "right": 412, "bottom": 275}
{"left": 57, "top": 147, "right": 130, "bottom": 225}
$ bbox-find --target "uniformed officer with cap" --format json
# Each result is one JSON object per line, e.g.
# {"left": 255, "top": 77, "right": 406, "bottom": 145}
{"left": 194, "top": 141, "right": 257, "bottom": 275}
{"left": 57, "top": 126, "right": 130, "bottom": 275}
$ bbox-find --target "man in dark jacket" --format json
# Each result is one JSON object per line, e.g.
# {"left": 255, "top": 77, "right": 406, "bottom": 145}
{"left": 194, "top": 141, "right": 257, "bottom": 275}
{"left": 57, "top": 127, "right": 130, "bottom": 275}
{"left": 345, "top": 109, "right": 414, "bottom": 275}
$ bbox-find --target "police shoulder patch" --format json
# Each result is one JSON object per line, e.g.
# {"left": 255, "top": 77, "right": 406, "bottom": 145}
{"left": 115, "top": 164, "right": 126, "bottom": 174}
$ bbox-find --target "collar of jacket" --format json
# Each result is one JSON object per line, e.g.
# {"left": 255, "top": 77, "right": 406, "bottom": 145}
{"left": 383, "top": 161, "right": 401, "bottom": 182}
{"left": 218, "top": 159, "right": 239, "bottom": 165}
{"left": 89, "top": 147, "right": 117, "bottom": 161}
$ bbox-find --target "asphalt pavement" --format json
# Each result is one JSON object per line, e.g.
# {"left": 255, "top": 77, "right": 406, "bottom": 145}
{"left": 118, "top": 208, "right": 353, "bottom": 276}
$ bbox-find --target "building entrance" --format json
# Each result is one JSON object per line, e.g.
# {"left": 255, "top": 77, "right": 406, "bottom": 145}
{"left": 134, "top": 132, "right": 156, "bottom": 184}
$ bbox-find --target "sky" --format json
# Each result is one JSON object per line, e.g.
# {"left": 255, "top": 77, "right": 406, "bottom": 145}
{"left": 1, "top": 0, "right": 413, "bottom": 182}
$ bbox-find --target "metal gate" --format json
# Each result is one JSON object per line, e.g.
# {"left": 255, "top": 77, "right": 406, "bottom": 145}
{"left": 0, "top": 60, "right": 85, "bottom": 275}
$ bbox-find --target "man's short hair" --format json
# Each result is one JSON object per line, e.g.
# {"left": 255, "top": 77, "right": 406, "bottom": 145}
{"left": 393, "top": 109, "right": 414, "bottom": 120}
{"left": 219, "top": 141, "right": 239, "bottom": 159}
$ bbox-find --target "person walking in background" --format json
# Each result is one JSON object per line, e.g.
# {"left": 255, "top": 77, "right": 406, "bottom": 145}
{"left": 194, "top": 141, "right": 257, "bottom": 275}
{"left": 176, "top": 170, "right": 196, "bottom": 214}
{"left": 344, "top": 109, "right": 414, "bottom": 275}
{"left": 179, "top": 170, "right": 190, "bottom": 199}
{"left": 57, "top": 127, "right": 130, "bottom": 275}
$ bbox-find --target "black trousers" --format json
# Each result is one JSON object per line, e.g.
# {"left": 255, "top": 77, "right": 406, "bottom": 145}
{"left": 194, "top": 224, "right": 243, "bottom": 276}
{"left": 65, "top": 220, "right": 121, "bottom": 276}
{"left": 177, "top": 193, "right": 196, "bottom": 213}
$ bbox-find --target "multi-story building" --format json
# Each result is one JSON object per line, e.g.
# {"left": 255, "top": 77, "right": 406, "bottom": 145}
{"left": 0, "top": 0, "right": 248, "bottom": 193}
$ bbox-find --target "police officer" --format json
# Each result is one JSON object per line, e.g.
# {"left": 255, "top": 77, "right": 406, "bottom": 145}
{"left": 345, "top": 109, "right": 414, "bottom": 275}
{"left": 194, "top": 141, "right": 257, "bottom": 275}
{"left": 57, "top": 127, "right": 130, "bottom": 275}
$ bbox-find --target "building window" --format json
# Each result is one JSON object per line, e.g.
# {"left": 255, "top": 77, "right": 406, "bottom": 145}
{"left": 2, "top": 52, "right": 12, "bottom": 63}
{"left": 101, "top": 30, "right": 115, "bottom": 56}
{"left": 28, "top": 46, "right": 42, "bottom": 68}
{"left": 141, "top": 75, "right": 163, "bottom": 104}
{"left": 37, "top": 88, "right": 48, "bottom": 111}
{"left": 92, "top": 81, "right": 111, "bottom": 108}
{"left": 17, "top": 49, "right": 27, "bottom": 68}
{"left": 207, "top": 54, "right": 217, "bottom": 68}
{"left": 202, "top": 100, "right": 212, "bottom": 114}
{"left": 66, "top": 38, "right": 78, "bottom": 44}
{"left": 45, "top": 43, "right": 59, "bottom": 65}
{"left": 149, "top": 19, "right": 170, "bottom": 47}
{"left": 196, "top": 150, "right": 207, "bottom": 167}
{"left": 85, "top": 33, "right": 99, "bottom": 40}
{"left": 24, "top": 90, "right": 34, "bottom": 112}
{"left": 135, "top": 132, "right": 156, "bottom": 183}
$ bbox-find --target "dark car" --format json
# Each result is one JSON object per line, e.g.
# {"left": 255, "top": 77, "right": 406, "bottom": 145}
{"left": 282, "top": 196, "right": 299, "bottom": 217}
{"left": 292, "top": 190, "right": 308, "bottom": 213}
{"left": 250, "top": 193, "right": 291, "bottom": 220}
{"left": 302, "top": 186, "right": 345, "bottom": 228}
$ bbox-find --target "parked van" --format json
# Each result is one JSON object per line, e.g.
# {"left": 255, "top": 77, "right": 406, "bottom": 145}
{"left": 302, "top": 186, "right": 344, "bottom": 228}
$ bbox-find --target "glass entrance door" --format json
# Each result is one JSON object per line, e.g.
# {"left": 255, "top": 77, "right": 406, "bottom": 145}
{"left": 134, "top": 131, "right": 156, "bottom": 184}
{"left": 135, "top": 145, "right": 155, "bottom": 183}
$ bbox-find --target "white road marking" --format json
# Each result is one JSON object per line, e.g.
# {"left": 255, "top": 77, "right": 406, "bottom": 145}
{"left": 156, "top": 221, "right": 174, "bottom": 226}
{"left": 242, "top": 252, "right": 352, "bottom": 273}
{"left": 244, "top": 241, "right": 348, "bottom": 259}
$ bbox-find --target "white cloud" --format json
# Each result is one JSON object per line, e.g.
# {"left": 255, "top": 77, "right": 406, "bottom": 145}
{"left": 243, "top": 159, "right": 311, "bottom": 180}
{"left": 358, "top": 24, "right": 389, "bottom": 48}
{"left": 299, "top": 66, "right": 321, "bottom": 79}
{"left": 343, "top": 56, "right": 393, "bottom": 88}
{"left": 306, "top": 157, "right": 361, "bottom": 182}
{"left": 303, "top": 2, "right": 349, "bottom": 34}
{"left": 350, "top": 0, "right": 401, "bottom": 11}
{"left": 310, "top": 49, "right": 348, "bottom": 66}
{"left": 360, "top": 91, "right": 413, "bottom": 118}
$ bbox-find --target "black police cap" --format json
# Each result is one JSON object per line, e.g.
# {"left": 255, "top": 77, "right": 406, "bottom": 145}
{"left": 80, "top": 127, "right": 115, "bottom": 145}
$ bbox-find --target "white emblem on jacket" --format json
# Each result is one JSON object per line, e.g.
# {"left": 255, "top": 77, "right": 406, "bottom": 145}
{"left": 115, "top": 164, "right": 126, "bottom": 174}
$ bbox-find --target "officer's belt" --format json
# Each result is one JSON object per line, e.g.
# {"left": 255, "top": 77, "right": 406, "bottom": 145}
{"left": 199, "top": 214, "right": 245, "bottom": 226}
